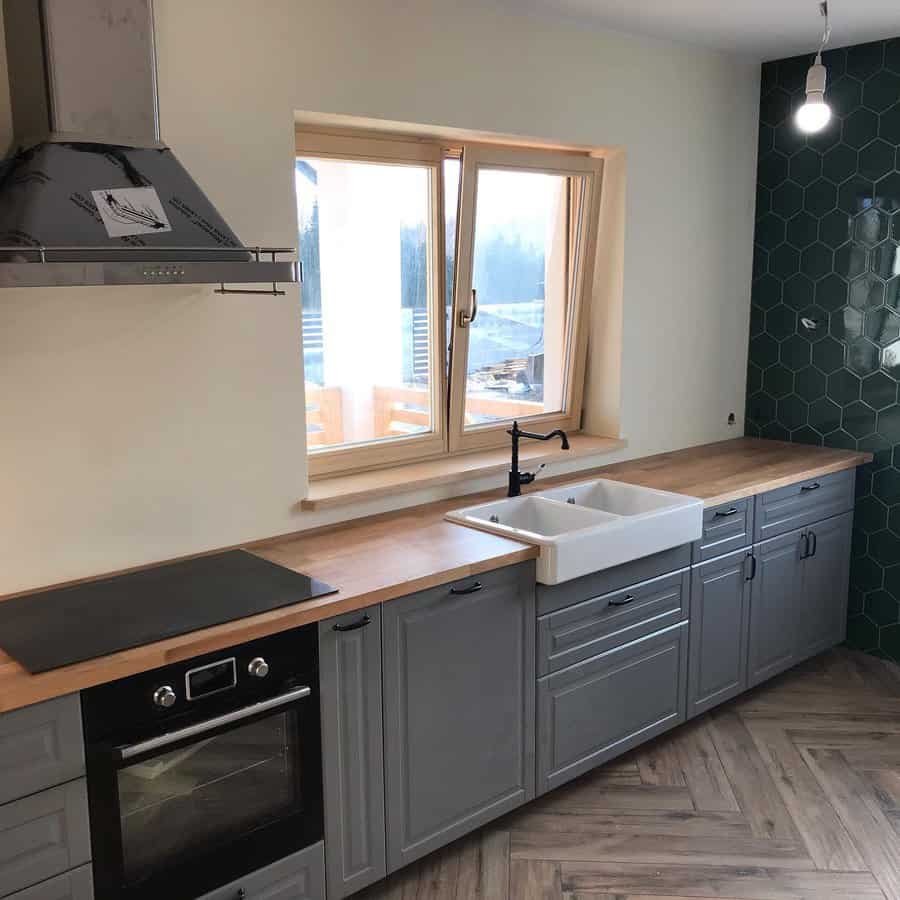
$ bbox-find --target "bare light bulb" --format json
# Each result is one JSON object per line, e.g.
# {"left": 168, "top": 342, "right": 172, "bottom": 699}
{"left": 795, "top": 53, "right": 831, "bottom": 133}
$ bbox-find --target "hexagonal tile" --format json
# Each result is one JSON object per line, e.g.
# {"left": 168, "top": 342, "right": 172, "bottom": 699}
{"left": 749, "top": 332, "right": 779, "bottom": 368}
{"left": 863, "top": 371, "right": 898, "bottom": 409}
{"left": 825, "top": 429, "right": 858, "bottom": 450}
{"left": 864, "top": 69, "right": 900, "bottom": 112}
{"left": 781, "top": 334, "right": 812, "bottom": 368}
{"left": 778, "top": 276, "right": 811, "bottom": 313}
{"left": 872, "top": 241, "right": 900, "bottom": 280}
{"left": 880, "top": 623, "right": 900, "bottom": 660}
{"left": 800, "top": 242, "right": 832, "bottom": 280}
{"left": 880, "top": 102, "right": 900, "bottom": 145}
{"left": 822, "top": 143, "right": 858, "bottom": 184}
{"left": 875, "top": 173, "right": 900, "bottom": 212}
{"left": 747, "top": 361, "right": 763, "bottom": 394}
{"left": 753, "top": 275, "right": 783, "bottom": 312}
{"left": 773, "top": 120, "right": 806, "bottom": 156}
{"left": 808, "top": 121, "right": 841, "bottom": 154}
{"left": 756, "top": 186, "right": 772, "bottom": 220}
{"left": 789, "top": 148, "right": 822, "bottom": 187}
{"left": 843, "top": 107, "right": 879, "bottom": 149}
{"left": 748, "top": 391, "right": 777, "bottom": 425}
{"left": 777, "top": 56, "right": 811, "bottom": 92}
{"left": 770, "top": 243, "right": 801, "bottom": 279}
{"left": 827, "top": 368, "right": 862, "bottom": 405}
{"left": 763, "top": 364, "right": 793, "bottom": 398}
{"left": 798, "top": 305, "right": 826, "bottom": 341}
{"left": 776, "top": 393, "right": 807, "bottom": 430}
{"left": 859, "top": 433, "right": 894, "bottom": 469}
{"left": 886, "top": 38, "right": 900, "bottom": 74}
{"left": 849, "top": 274, "right": 886, "bottom": 310}
{"left": 847, "top": 336, "right": 881, "bottom": 376}
{"left": 892, "top": 216, "right": 900, "bottom": 244}
{"left": 865, "top": 307, "right": 900, "bottom": 346}
{"left": 852, "top": 556, "right": 884, "bottom": 593}
{"left": 795, "top": 365, "right": 826, "bottom": 401}
{"left": 765, "top": 304, "right": 796, "bottom": 340}
{"left": 838, "top": 176, "right": 876, "bottom": 215}
{"left": 847, "top": 615, "right": 879, "bottom": 651}
{"left": 759, "top": 152, "right": 789, "bottom": 189}
{"left": 854, "top": 208, "right": 890, "bottom": 246}
{"left": 812, "top": 336, "right": 845, "bottom": 373}
{"left": 864, "top": 587, "right": 899, "bottom": 624}
{"left": 834, "top": 243, "right": 868, "bottom": 279}
{"left": 848, "top": 41, "right": 885, "bottom": 79}
{"left": 761, "top": 422, "right": 791, "bottom": 441}
{"left": 883, "top": 339, "right": 900, "bottom": 377}
{"left": 760, "top": 89, "right": 792, "bottom": 126}
{"left": 890, "top": 504, "right": 900, "bottom": 536}
{"left": 792, "top": 425, "right": 823, "bottom": 445}
{"left": 859, "top": 140, "right": 896, "bottom": 182}
{"left": 874, "top": 468, "right": 900, "bottom": 505}
{"left": 750, "top": 304, "right": 765, "bottom": 338}
{"left": 830, "top": 305, "right": 864, "bottom": 341}
{"left": 808, "top": 396, "right": 842, "bottom": 434}
{"left": 786, "top": 211, "right": 818, "bottom": 249}
{"left": 843, "top": 400, "right": 877, "bottom": 437}
{"left": 825, "top": 75, "right": 860, "bottom": 117}
{"left": 772, "top": 180, "right": 803, "bottom": 218}
{"left": 820, "top": 210, "right": 853, "bottom": 248}
{"left": 804, "top": 178, "right": 838, "bottom": 218}
{"left": 858, "top": 495, "right": 889, "bottom": 533}
{"left": 816, "top": 272, "right": 850, "bottom": 310}
{"left": 753, "top": 247, "right": 769, "bottom": 281}
{"left": 756, "top": 213, "right": 787, "bottom": 251}
{"left": 878, "top": 406, "right": 900, "bottom": 442}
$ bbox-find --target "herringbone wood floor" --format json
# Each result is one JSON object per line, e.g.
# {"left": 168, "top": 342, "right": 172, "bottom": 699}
{"left": 357, "top": 647, "right": 900, "bottom": 900}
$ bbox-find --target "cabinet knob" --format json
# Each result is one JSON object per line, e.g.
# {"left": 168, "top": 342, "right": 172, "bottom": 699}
{"left": 248, "top": 657, "right": 270, "bottom": 678}
{"left": 152, "top": 685, "right": 177, "bottom": 708}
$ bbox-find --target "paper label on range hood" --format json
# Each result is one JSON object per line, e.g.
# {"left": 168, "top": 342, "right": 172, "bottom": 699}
{"left": 91, "top": 187, "right": 173, "bottom": 237}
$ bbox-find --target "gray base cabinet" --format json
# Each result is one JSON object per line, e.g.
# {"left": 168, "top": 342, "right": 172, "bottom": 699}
{"left": 196, "top": 843, "right": 325, "bottom": 900}
{"left": 6, "top": 868, "right": 93, "bottom": 900}
{"left": 318, "top": 607, "right": 386, "bottom": 900}
{"left": 537, "top": 621, "right": 688, "bottom": 794}
{"left": 382, "top": 562, "right": 535, "bottom": 873}
{"left": 688, "top": 549, "right": 751, "bottom": 718}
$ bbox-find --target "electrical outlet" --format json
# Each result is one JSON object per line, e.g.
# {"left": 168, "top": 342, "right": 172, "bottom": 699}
{"left": 728, "top": 412, "right": 736, "bottom": 426}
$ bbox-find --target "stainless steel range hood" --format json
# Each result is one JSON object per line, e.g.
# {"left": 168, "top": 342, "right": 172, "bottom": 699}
{"left": 0, "top": 0, "right": 297, "bottom": 290}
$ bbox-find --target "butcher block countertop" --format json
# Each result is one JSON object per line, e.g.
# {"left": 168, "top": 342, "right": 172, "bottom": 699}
{"left": 0, "top": 438, "right": 870, "bottom": 712}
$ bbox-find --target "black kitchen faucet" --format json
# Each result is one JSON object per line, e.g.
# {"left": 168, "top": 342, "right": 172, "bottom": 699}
{"left": 507, "top": 420, "right": 570, "bottom": 497}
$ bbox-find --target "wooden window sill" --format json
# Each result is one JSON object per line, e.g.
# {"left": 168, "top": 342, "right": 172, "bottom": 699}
{"left": 300, "top": 434, "right": 627, "bottom": 511}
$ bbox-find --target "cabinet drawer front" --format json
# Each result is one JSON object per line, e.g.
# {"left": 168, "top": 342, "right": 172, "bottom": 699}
{"left": 537, "top": 569, "right": 689, "bottom": 675}
{"left": 754, "top": 470, "right": 854, "bottom": 542}
{"left": 196, "top": 843, "right": 325, "bottom": 900}
{"left": 537, "top": 622, "right": 688, "bottom": 794}
{"left": 537, "top": 544, "right": 691, "bottom": 616}
{"left": 0, "top": 781, "right": 91, "bottom": 900}
{"left": 692, "top": 498, "right": 753, "bottom": 563}
{"left": 0, "top": 694, "right": 84, "bottom": 806}
{"left": 6, "top": 867, "right": 92, "bottom": 900}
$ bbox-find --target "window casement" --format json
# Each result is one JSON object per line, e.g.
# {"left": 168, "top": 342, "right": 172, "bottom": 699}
{"left": 295, "top": 129, "right": 603, "bottom": 479}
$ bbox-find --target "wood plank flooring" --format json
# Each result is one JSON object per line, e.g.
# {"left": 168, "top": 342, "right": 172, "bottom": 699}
{"left": 356, "top": 648, "right": 900, "bottom": 899}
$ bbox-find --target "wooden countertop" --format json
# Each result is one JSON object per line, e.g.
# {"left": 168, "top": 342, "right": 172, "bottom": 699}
{"left": 0, "top": 438, "right": 870, "bottom": 712}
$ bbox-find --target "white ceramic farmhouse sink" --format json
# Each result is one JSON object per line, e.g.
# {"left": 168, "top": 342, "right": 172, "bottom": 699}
{"left": 446, "top": 479, "right": 703, "bottom": 585}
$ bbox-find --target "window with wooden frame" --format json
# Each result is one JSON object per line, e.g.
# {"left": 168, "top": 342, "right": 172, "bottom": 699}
{"left": 295, "top": 129, "right": 603, "bottom": 478}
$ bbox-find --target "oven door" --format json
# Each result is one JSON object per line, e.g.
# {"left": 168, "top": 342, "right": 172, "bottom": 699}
{"left": 88, "top": 686, "right": 323, "bottom": 900}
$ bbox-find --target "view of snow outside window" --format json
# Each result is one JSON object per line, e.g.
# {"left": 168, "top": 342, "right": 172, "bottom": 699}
{"left": 296, "top": 157, "right": 568, "bottom": 450}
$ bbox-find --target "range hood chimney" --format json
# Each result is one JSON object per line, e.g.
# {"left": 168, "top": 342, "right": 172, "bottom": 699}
{"left": 0, "top": 0, "right": 297, "bottom": 291}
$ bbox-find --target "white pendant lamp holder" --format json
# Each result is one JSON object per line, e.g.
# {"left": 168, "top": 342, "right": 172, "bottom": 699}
{"left": 795, "top": 2, "right": 833, "bottom": 133}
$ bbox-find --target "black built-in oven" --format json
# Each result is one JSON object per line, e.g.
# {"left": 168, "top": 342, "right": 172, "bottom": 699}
{"left": 82, "top": 625, "right": 323, "bottom": 900}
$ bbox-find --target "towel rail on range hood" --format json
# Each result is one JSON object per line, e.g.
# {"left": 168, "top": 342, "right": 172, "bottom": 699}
{"left": 0, "top": 0, "right": 297, "bottom": 292}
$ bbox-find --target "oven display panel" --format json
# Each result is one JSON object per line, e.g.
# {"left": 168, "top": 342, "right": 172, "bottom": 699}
{"left": 186, "top": 658, "right": 237, "bottom": 700}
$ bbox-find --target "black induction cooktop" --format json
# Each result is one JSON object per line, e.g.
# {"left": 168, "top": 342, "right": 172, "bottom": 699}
{"left": 0, "top": 550, "right": 337, "bottom": 673}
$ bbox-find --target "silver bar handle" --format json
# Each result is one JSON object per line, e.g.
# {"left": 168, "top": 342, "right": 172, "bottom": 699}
{"left": 117, "top": 685, "right": 311, "bottom": 760}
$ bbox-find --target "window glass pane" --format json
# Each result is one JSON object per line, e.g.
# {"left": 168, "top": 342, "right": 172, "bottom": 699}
{"left": 296, "top": 157, "right": 434, "bottom": 450}
{"left": 443, "top": 156, "right": 460, "bottom": 376}
{"left": 464, "top": 168, "right": 572, "bottom": 428}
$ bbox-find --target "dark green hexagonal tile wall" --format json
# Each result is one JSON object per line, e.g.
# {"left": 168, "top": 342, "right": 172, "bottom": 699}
{"left": 747, "top": 36, "right": 900, "bottom": 664}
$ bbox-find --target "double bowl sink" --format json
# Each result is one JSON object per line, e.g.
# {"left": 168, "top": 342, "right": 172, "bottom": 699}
{"left": 446, "top": 478, "right": 703, "bottom": 585}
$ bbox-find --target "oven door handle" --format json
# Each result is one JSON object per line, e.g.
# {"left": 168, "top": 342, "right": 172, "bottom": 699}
{"left": 116, "top": 685, "right": 312, "bottom": 761}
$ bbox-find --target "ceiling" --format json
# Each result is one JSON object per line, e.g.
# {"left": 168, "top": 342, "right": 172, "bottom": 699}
{"left": 501, "top": 0, "right": 900, "bottom": 61}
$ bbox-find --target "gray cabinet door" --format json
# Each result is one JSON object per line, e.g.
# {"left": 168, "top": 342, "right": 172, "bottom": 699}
{"left": 0, "top": 694, "right": 84, "bottom": 806}
{"left": 6, "top": 867, "right": 93, "bottom": 900}
{"left": 747, "top": 528, "right": 804, "bottom": 688}
{"left": 382, "top": 562, "right": 535, "bottom": 873}
{"left": 196, "top": 842, "right": 325, "bottom": 900}
{"left": 0, "top": 780, "right": 91, "bottom": 900}
{"left": 688, "top": 549, "right": 751, "bottom": 718}
{"left": 318, "top": 607, "right": 386, "bottom": 899}
{"left": 537, "top": 621, "right": 688, "bottom": 794}
{"left": 796, "top": 511, "right": 853, "bottom": 662}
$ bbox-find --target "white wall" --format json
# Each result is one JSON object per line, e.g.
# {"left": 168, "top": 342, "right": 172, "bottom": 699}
{"left": 0, "top": 0, "right": 759, "bottom": 594}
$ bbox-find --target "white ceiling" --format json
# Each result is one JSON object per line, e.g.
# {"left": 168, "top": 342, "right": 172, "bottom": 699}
{"left": 500, "top": 0, "right": 900, "bottom": 61}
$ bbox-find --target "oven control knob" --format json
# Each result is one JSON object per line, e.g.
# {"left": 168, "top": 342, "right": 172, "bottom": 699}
{"left": 248, "top": 657, "right": 269, "bottom": 678}
{"left": 152, "top": 685, "right": 177, "bottom": 708}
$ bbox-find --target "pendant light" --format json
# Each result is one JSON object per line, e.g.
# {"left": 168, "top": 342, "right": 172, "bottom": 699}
{"left": 795, "top": 2, "right": 832, "bottom": 133}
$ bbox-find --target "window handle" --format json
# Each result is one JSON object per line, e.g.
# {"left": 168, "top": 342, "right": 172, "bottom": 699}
{"left": 458, "top": 288, "right": 477, "bottom": 327}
